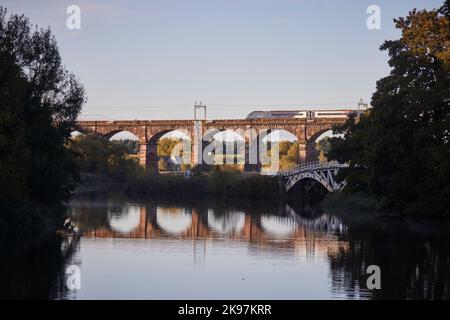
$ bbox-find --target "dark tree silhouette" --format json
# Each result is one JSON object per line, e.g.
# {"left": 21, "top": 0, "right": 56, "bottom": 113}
{"left": 327, "top": 1, "right": 450, "bottom": 215}
{"left": 0, "top": 7, "right": 86, "bottom": 236}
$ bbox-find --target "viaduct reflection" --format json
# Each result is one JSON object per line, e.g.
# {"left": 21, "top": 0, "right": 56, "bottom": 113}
{"left": 68, "top": 194, "right": 450, "bottom": 299}
{"left": 70, "top": 198, "right": 347, "bottom": 255}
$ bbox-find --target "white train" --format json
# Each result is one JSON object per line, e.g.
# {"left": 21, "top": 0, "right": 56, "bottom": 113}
{"left": 246, "top": 109, "right": 360, "bottom": 120}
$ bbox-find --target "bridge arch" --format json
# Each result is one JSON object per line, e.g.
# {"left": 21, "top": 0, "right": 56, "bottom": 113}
{"left": 74, "top": 118, "right": 349, "bottom": 172}
{"left": 202, "top": 129, "right": 245, "bottom": 167}
{"left": 282, "top": 162, "right": 347, "bottom": 193}
{"left": 263, "top": 130, "right": 301, "bottom": 173}
{"left": 97, "top": 127, "right": 143, "bottom": 141}
{"left": 144, "top": 129, "right": 192, "bottom": 174}
{"left": 306, "top": 128, "right": 337, "bottom": 162}
{"left": 286, "top": 175, "right": 334, "bottom": 194}
{"left": 103, "top": 130, "right": 139, "bottom": 141}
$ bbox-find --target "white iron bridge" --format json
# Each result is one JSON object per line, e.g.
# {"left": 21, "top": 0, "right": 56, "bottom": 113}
{"left": 277, "top": 161, "right": 349, "bottom": 192}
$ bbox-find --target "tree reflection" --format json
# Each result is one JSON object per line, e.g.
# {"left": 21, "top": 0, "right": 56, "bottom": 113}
{"left": 0, "top": 235, "right": 79, "bottom": 299}
{"left": 3, "top": 192, "right": 450, "bottom": 299}
{"left": 327, "top": 214, "right": 450, "bottom": 299}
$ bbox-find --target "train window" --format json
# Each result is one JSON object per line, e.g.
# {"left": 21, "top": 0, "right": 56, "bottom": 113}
{"left": 317, "top": 112, "right": 346, "bottom": 116}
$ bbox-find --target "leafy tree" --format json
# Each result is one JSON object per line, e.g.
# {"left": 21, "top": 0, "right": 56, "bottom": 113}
{"left": 316, "top": 137, "right": 331, "bottom": 161}
{"left": 0, "top": 7, "right": 85, "bottom": 209}
{"left": 286, "top": 142, "right": 300, "bottom": 163}
{"left": 278, "top": 141, "right": 292, "bottom": 155}
{"left": 68, "top": 134, "right": 143, "bottom": 181}
{"left": 116, "top": 139, "right": 139, "bottom": 154}
{"left": 158, "top": 138, "right": 182, "bottom": 157}
{"left": 327, "top": 1, "right": 450, "bottom": 215}
{"left": 267, "top": 140, "right": 301, "bottom": 170}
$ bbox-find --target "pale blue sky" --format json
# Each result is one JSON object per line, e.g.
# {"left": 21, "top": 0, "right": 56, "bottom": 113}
{"left": 2, "top": 0, "right": 444, "bottom": 120}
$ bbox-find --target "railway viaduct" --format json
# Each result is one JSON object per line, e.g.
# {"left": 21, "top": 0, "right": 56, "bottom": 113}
{"left": 74, "top": 118, "right": 347, "bottom": 173}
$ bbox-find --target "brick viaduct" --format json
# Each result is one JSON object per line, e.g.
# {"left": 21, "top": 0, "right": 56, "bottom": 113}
{"left": 74, "top": 118, "right": 346, "bottom": 173}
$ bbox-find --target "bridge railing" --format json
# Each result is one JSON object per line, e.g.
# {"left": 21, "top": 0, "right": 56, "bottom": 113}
{"left": 277, "top": 161, "right": 348, "bottom": 176}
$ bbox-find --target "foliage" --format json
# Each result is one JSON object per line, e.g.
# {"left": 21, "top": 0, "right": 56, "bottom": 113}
{"left": 118, "top": 139, "right": 138, "bottom": 154}
{"left": 157, "top": 138, "right": 182, "bottom": 157}
{"left": 0, "top": 6, "right": 85, "bottom": 233}
{"left": 157, "top": 138, "right": 187, "bottom": 171}
{"left": 68, "top": 134, "right": 143, "bottom": 182}
{"left": 270, "top": 141, "right": 300, "bottom": 170}
{"left": 207, "top": 166, "right": 241, "bottom": 194}
{"left": 327, "top": 1, "right": 450, "bottom": 215}
{"left": 125, "top": 168, "right": 283, "bottom": 199}
{"left": 316, "top": 137, "right": 331, "bottom": 161}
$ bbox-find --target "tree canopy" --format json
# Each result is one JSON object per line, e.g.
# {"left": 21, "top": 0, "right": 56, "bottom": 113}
{"left": 327, "top": 1, "right": 450, "bottom": 215}
{"left": 0, "top": 7, "right": 85, "bottom": 212}
{"left": 68, "top": 134, "right": 143, "bottom": 181}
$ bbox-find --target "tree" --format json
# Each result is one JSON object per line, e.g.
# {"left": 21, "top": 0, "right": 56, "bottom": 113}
{"left": 158, "top": 138, "right": 182, "bottom": 157}
{"left": 316, "top": 137, "right": 331, "bottom": 161}
{"left": 0, "top": 8, "right": 85, "bottom": 223}
{"left": 286, "top": 142, "right": 300, "bottom": 163}
{"left": 327, "top": 1, "right": 450, "bottom": 215}
{"left": 68, "top": 134, "right": 143, "bottom": 181}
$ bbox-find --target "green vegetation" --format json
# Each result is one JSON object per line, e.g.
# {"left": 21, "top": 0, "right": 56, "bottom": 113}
{"left": 157, "top": 137, "right": 188, "bottom": 171}
{"left": 277, "top": 141, "right": 300, "bottom": 170}
{"left": 68, "top": 134, "right": 143, "bottom": 183}
{"left": 327, "top": 1, "right": 450, "bottom": 216}
{"left": 0, "top": 8, "right": 85, "bottom": 237}
{"left": 126, "top": 166, "right": 282, "bottom": 199}
{"left": 262, "top": 140, "right": 300, "bottom": 171}
{"left": 316, "top": 137, "right": 331, "bottom": 161}
{"left": 119, "top": 139, "right": 139, "bottom": 155}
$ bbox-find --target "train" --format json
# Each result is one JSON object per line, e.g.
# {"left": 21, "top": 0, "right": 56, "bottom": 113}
{"left": 246, "top": 109, "right": 364, "bottom": 120}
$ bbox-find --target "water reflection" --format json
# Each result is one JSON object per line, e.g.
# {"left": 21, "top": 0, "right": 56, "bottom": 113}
{"left": 1, "top": 192, "right": 449, "bottom": 299}
{"left": 208, "top": 210, "right": 245, "bottom": 235}
{"left": 108, "top": 202, "right": 142, "bottom": 233}
{"left": 156, "top": 207, "right": 192, "bottom": 235}
{"left": 65, "top": 193, "right": 450, "bottom": 300}
{"left": 0, "top": 235, "right": 80, "bottom": 300}
{"left": 71, "top": 195, "right": 345, "bottom": 248}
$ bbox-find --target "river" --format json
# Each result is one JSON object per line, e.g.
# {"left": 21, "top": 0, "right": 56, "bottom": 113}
{"left": 1, "top": 191, "right": 449, "bottom": 300}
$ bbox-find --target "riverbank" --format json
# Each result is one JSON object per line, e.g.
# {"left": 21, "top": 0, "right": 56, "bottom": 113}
{"left": 122, "top": 166, "right": 331, "bottom": 203}
{"left": 125, "top": 170, "right": 282, "bottom": 199}
{"left": 74, "top": 167, "right": 449, "bottom": 218}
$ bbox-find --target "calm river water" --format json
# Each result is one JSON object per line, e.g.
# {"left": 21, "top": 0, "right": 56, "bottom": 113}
{"left": 1, "top": 192, "right": 449, "bottom": 300}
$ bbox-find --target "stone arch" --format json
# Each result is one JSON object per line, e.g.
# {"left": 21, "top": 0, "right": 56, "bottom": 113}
{"left": 306, "top": 128, "right": 334, "bottom": 162}
{"left": 144, "top": 129, "right": 192, "bottom": 174}
{"left": 100, "top": 127, "right": 144, "bottom": 141}
{"left": 246, "top": 128, "right": 300, "bottom": 173}
{"left": 202, "top": 129, "right": 245, "bottom": 167}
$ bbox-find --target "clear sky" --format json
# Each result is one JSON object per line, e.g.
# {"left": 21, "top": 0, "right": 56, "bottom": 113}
{"left": 2, "top": 0, "right": 444, "bottom": 120}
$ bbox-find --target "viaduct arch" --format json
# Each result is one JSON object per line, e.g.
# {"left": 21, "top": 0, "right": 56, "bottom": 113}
{"left": 74, "top": 118, "right": 346, "bottom": 174}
